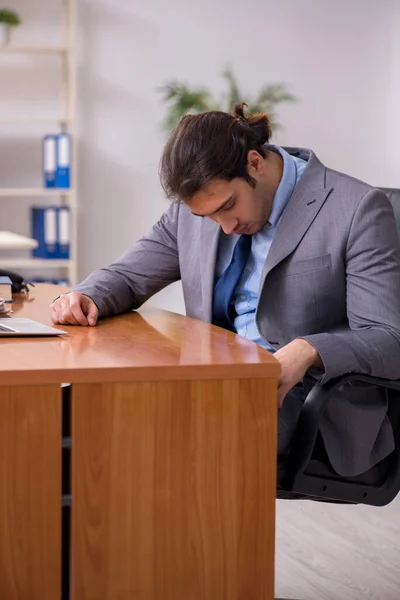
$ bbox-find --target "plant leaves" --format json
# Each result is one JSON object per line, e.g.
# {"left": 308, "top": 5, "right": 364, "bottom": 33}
{"left": 159, "top": 70, "right": 297, "bottom": 133}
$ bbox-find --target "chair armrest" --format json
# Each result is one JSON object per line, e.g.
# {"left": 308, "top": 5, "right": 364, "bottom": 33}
{"left": 282, "top": 373, "right": 400, "bottom": 489}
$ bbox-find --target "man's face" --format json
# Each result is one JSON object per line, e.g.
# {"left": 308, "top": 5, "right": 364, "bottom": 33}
{"left": 188, "top": 177, "right": 271, "bottom": 236}
{"left": 186, "top": 150, "right": 279, "bottom": 235}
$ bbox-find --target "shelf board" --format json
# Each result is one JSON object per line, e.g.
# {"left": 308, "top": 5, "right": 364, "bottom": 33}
{"left": 0, "top": 258, "right": 71, "bottom": 268}
{"left": 0, "top": 188, "right": 73, "bottom": 197}
{"left": 0, "top": 47, "right": 68, "bottom": 54}
{"left": 0, "top": 117, "right": 73, "bottom": 124}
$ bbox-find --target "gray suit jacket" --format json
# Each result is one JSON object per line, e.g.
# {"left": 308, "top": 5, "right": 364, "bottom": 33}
{"left": 75, "top": 148, "right": 400, "bottom": 477}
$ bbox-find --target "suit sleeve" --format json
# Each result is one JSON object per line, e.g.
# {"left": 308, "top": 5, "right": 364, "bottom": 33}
{"left": 73, "top": 202, "right": 181, "bottom": 317}
{"left": 300, "top": 189, "right": 400, "bottom": 383}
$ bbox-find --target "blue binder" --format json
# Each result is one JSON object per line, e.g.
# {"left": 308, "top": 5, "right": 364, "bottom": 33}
{"left": 55, "top": 133, "right": 71, "bottom": 188}
{"left": 31, "top": 206, "right": 59, "bottom": 259}
{"left": 43, "top": 135, "right": 57, "bottom": 188}
{"left": 32, "top": 206, "right": 71, "bottom": 259}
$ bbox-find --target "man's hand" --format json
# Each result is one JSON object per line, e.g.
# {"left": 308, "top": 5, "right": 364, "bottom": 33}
{"left": 50, "top": 292, "right": 99, "bottom": 326}
{"left": 274, "top": 339, "right": 322, "bottom": 407}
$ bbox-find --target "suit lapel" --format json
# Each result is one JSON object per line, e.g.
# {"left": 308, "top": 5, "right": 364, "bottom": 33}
{"left": 200, "top": 218, "right": 220, "bottom": 322}
{"left": 259, "top": 151, "right": 333, "bottom": 291}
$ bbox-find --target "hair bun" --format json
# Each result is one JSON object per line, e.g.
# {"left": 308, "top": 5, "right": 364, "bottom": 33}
{"left": 233, "top": 102, "right": 248, "bottom": 121}
{"left": 232, "top": 102, "right": 272, "bottom": 145}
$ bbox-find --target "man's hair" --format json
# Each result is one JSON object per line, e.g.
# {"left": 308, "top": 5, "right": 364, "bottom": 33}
{"left": 159, "top": 103, "right": 272, "bottom": 202}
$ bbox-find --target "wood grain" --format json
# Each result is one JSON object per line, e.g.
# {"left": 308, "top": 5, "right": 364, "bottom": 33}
{"left": 71, "top": 378, "right": 277, "bottom": 600}
{"left": 0, "top": 385, "right": 61, "bottom": 600}
{"left": 0, "top": 284, "right": 279, "bottom": 385}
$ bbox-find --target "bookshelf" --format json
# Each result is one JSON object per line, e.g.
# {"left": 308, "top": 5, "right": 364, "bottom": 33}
{"left": 0, "top": 258, "right": 70, "bottom": 269}
{"left": 0, "top": 47, "right": 67, "bottom": 54}
{"left": 0, "top": 117, "right": 72, "bottom": 124}
{"left": 0, "top": 188, "right": 74, "bottom": 197}
{"left": 0, "top": 0, "right": 78, "bottom": 286}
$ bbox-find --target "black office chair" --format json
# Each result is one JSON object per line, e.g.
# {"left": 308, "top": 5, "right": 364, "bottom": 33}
{"left": 279, "top": 187, "right": 400, "bottom": 507}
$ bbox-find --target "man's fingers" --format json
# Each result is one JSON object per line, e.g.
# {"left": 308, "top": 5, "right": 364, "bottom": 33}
{"left": 85, "top": 300, "right": 99, "bottom": 326}
{"left": 69, "top": 297, "right": 90, "bottom": 326}
{"left": 50, "top": 297, "right": 80, "bottom": 326}
{"left": 50, "top": 305, "right": 59, "bottom": 324}
{"left": 49, "top": 292, "right": 98, "bottom": 327}
{"left": 60, "top": 306, "right": 80, "bottom": 325}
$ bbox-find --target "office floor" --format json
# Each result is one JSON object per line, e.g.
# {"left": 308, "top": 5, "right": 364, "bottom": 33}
{"left": 275, "top": 493, "right": 400, "bottom": 600}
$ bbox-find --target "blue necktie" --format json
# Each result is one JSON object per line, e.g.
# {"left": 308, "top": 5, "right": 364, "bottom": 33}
{"left": 213, "top": 234, "right": 252, "bottom": 332}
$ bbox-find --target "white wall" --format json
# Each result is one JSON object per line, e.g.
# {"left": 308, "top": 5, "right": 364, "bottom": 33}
{"left": 389, "top": 0, "right": 400, "bottom": 187}
{"left": 1, "top": 0, "right": 399, "bottom": 313}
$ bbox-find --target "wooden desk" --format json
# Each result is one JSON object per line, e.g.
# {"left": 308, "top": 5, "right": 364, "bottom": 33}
{"left": 1, "top": 284, "right": 280, "bottom": 600}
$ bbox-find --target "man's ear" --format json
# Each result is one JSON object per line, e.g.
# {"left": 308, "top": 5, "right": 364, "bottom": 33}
{"left": 247, "top": 150, "right": 265, "bottom": 176}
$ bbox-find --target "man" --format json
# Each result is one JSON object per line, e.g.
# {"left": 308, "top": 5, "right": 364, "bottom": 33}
{"left": 50, "top": 103, "right": 400, "bottom": 479}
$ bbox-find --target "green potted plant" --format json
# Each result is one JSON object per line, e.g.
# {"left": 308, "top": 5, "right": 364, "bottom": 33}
{"left": 159, "top": 66, "right": 297, "bottom": 134}
{"left": 0, "top": 8, "right": 21, "bottom": 46}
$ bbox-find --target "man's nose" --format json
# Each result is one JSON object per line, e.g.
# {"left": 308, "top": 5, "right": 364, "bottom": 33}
{"left": 216, "top": 216, "right": 238, "bottom": 235}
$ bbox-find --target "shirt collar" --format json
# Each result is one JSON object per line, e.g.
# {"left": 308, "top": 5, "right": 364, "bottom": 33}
{"left": 266, "top": 144, "right": 298, "bottom": 228}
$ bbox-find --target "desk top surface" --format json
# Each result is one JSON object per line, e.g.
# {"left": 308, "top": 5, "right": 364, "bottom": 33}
{"left": 0, "top": 284, "right": 279, "bottom": 385}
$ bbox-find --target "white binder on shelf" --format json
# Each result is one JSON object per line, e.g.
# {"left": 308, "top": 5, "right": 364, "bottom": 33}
{"left": 45, "top": 207, "right": 57, "bottom": 255}
{"left": 58, "top": 206, "right": 70, "bottom": 259}
{"left": 56, "top": 133, "right": 71, "bottom": 188}
{"left": 43, "top": 135, "right": 57, "bottom": 188}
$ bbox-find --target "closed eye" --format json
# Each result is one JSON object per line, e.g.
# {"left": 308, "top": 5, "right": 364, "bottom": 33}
{"left": 191, "top": 195, "right": 236, "bottom": 218}
{"left": 223, "top": 200, "right": 235, "bottom": 211}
